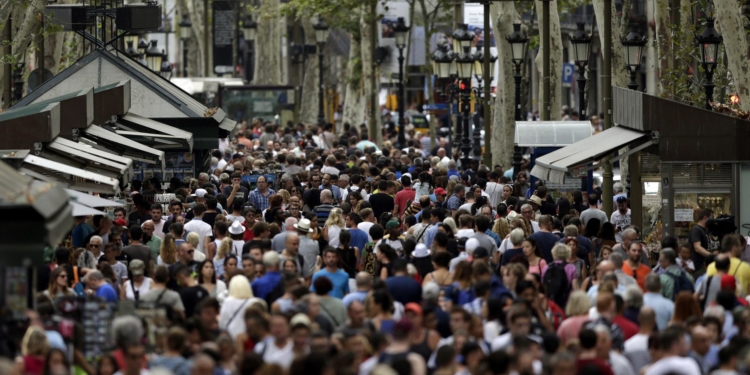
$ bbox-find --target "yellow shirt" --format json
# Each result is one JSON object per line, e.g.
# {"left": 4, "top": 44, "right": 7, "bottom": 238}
{"left": 706, "top": 257, "right": 750, "bottom": 296}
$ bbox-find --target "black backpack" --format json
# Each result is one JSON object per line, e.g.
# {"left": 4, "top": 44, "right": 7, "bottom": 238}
{"left": 543, "top": 262, "right": 571, "bottom": 308}
{"left": 664, "top": 269, "right": 695, "bottom": 300}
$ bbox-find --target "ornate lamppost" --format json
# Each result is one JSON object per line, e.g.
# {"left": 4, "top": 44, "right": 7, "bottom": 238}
{"left": 506, "top": 23, "right": 528, "bottom": 182}
{"left": 569, "top": 22, "right": 592, "bottom": 119}
{"left": 313, "top": 17, "right": 330, "bottom": 126}
{"left": 696, "top": 18, "right": 722, "bottom": 110}
{"left": 393, "top": 17, "right": 410, "bottom": 150}
{"left": 621, "top": 23, "right": 647, "bottom": 91}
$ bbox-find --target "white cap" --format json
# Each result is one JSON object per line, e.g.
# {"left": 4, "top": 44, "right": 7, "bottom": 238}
{"left": 465, "top": 238, "right": 480, "bottom": 254}
{"left": 191, "top": 188, "right": 208, "bottom": 198}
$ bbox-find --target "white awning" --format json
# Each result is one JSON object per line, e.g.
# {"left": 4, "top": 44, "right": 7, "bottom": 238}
{"left": 81, "top": 125, "right": 166, "bottom": 169}
{"left": 530, "top": 126, "right": 654, "bottom": 184}
{"left": 66, "top": 189, "right": 124, "bottom": 207}
{"left": 20, "top": 155, "right": 121, "bottom": 195}
{"left": 117, "top": 113, "right": 194, "bottom": 152}
{"left": 45, "top": 139, "right": 132, "bottom": 180}
{"left": 69, "top": 201, "right": 108, "bottom": 216}
{"left": 218, "top": 117, "right": 237, "bottom": 132}
{"left": 515, "top": 121, "right": 593, "bottom": 147}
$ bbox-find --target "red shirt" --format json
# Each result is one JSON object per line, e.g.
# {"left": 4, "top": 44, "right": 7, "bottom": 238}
{"left": 394, "top": 187, "right": 416, "bottom": 218}
{"left": 613, "top": 315, "right": 639, "bottom": 340}
{"left": 577, "top": 358, "right": 614, "bottom": 375}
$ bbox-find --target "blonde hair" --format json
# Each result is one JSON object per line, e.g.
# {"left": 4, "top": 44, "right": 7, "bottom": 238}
{"left": 565, "top": 291, "right": 591, "bottom": 316}
{"left": 186, "top": 232, "right": 200, "bottom": 247}
{"left": 228, "top": 275, "right": 253, "bottom": 299}
{"left": 442, "top": 217, "right": 458, "bottom": 235}
{"left": 217, "top": 237, "right": 233, "bottom": 259}
{"left": 551, "top": 243, "right": 572, "bottom": 261}
{"left": 493, "top": 218, "right": 510, "bottom": 240}
{"left": 277, "top": 189, "right": 291, "bottom": 204}
{"left": 160, "top": 233, "right": 178, "bottom": 264}
{"left": 325, "top": 208, "right": 345, "bottom": 228}
{"left": 21, "top": 326, "right": 49, "bottom": 356}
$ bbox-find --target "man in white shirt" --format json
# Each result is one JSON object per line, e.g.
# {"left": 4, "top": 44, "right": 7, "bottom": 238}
{"left": 611, "top": 196, "right": 632, "bottom": 243}
{"left": 624, "top": 306, "right": 656, "bottom": 374}
{"left": 357, "top": 208, "right": 377, "bottom": 242}
{"left": 484, "top": 171, "right": 505, "bottom": 208}
{"left": 449, "top": 238, "right": 478, "bottom": 272}
{"left": 183, "top": 203, "right": 213, "bottom": 254}
{"left": 645, "top": 326, "right": 702, "bottom": 375}
{"left": 150, "top": 204, "right": 166, "bottom": 240}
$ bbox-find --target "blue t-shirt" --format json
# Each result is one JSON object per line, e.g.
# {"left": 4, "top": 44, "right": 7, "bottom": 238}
{"left": 72, "top": 223, "right": 94, "bottom": 248}
{"left": 347, "top": 228, "right": 370, "bottom": 254}
{"left": 95, "top": 283, "right": 118, "bottom": 303}
{"left": 530, "top": 231, "right": 562, "bottom": 263}
{"left": 311, "top": 269, "right": 350, "bottom": 299}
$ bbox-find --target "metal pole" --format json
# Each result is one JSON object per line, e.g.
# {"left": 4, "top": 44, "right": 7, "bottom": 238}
{"left": 204, "top": 0, "right": 210, "bottom": 77}
{"left": 455, "top": 83, "right": 463, "bottom": 150}
{"left": 461, "top": 82, "right": 472, "bottom": 169}
{"left": 368, "top": 0, "right": 379, "bottom": 144}
{"left": 704, "top": 68, "right": 714, "bottom": 110}
{"left": 472, "top": 81, "right": 482, "bottom": 159}
{"left": 397, "top": 46, "right": 406, "bottom": 149}
{"left": 183, "top": 41, "right": 189, "bottom": 77}
{"left": 317, "top": 48, "right": 325, "bottom": 125}
{"left": 2, "top": 21, "right": 11, "bottom": 109}
{"left": 577, "top": 65, "right": 586, "bottom": 119}
{"left": 482, "top": 0, "right": 492, "bottom": 167}
{"left": 542, "top": 0, "right": 551, "bottom": 120}
{"left": 513, "top": 64, "right": 523, "bottom": 182}
{"left": 602, "top": 0, "right": 614, "bottom": 215}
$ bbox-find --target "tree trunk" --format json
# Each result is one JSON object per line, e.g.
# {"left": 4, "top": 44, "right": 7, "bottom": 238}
{"left": 361, "top": 7, "right": 382, "bottom": 145}
{"left": 715, "top": 0, "right": 750, "bottom": 111}
{"left": 184, "top": 0, "right": 207, "bottom": 77}
{"left": 534, "top": 0, "right": 563, "bottom": 120}
{"left": 654, "top": 0, "right": 670, "bottom": 95}
{"left": 592, "top": 0, "right": 629, "bottom": 88}
{"left": 253, "top": 0, "right": 281, "bottom": 84}
{"left": 342, "top": 32, "right": 365, "bottom": 127}
{"left": 299, "top": 17, "right": 319, "bottom": 125}
{"left": 417, "top": 0, "right": 436, "bottom": 149}
{"left": 13, "top": 0, "right": 43, "bottom": 65}
{"left": 491, "top": 1, "right": 519, "bottom": 170}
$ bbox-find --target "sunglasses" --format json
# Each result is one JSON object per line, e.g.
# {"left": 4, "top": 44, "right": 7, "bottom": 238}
{"left": 58, "top": 274, "right": 68, "bottom": 279}
{"left": 187, "top": 250, "right": 195, "bottom": 254}
{"left": 89, "top": 244, "right": 101, "bottom": 248}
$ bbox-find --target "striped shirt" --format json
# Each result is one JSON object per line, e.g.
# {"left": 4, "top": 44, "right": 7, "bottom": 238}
{"left": 314, "top": 203, "right": 335, "bottom": 228}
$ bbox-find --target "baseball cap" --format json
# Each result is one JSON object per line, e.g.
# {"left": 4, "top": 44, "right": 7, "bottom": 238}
{"left": 290, "top": 313, "right": 311, "bottom": 328}
{"left": 386, "top": 220, "right": 400, "bottom": 230}
{"left": 465, "top": 238, "right": 480, "bottom": 253}
{"left": 113, "top": 218, "right": 128, "bottom": 226}
{"left": 129, "top": 259, "right": 145, "bottom": 275}
{"left": 473, "top": 247, "right": 489, "bottom": 259}
{"left": 435, "top": 187, "right": 447, "bottom": 196}
{"left": 404, "top": 302, "right": 423, "bottom": 316}
{"left": 191, "top": 188, "right": 208, "bottom": 197}
{"left": 457, "top": 237, "right": 468, "bottom": 249}
{"left": 721, "top": 275, "right": 737, "bottom": 291}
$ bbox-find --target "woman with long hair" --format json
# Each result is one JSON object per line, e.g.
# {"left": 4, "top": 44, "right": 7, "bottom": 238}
{"left": 482, "top": 297, "right": 505, "bottom": 342}
{"left": 264, "top": 195, "right": 284, "bottom": 223}
{"left": 95, "top": 353, "right": 119, "bottom": 375}
{"left": 44, "top": 268, "right": 76, "bottom": 299}
{"left": 501, "top": 184, "right": 513, "bottom": 203}
{"left": 121, "top": 260, "right": 152, "bottom": 301}
{"left": 337, "top": 230, "right": 359, "bottom": 280}
{"left": 219, "top": 256, "right": 238, "bottom": 283}
{"left": 277, "top": 189, "right": 291, "bottom": 209}
{"left": 502, "top": 263, "right": 527, "bottom": 298}
{"left": 158, "top": 233, "right": 178, "bottom": 266}
{"left": 367, "top": 289, "right": 396, "bottom": 334}
{"left": 214, "top": 237, "right": 235, "bottom": 279}
{"left": 198, "top": 259, "right": 227, "bottom": 297}
{"left": 557, "top": 197, "right": 572, "bottom": 220}
{"left": 377, "top": 244, "right": 398, "bottom": 280}
{"left": 348, "top": 191, "right": 363, "bottom": 210}
{"left": 413, "top": 171, "right": 434, "bottom": 203}
{"left": 423, "top": 252, "right": 453, "bottom": 287}
{"left": 15, "top": 326, "right": 48, "bottom": 375}
{"left": 41, "top": 348, "right": 70, "bottom": 375}
{"left": 522, "top": 237, "right": 547, "bottom": 275}
{"left": 671, "top": 291, "right": 702, "bottom": 326}
{"left": 452, "top": 261, "right": 475, "bottom": 306}
{"left": 564, "top": 236, "right": 587, "bottom": 282}
{"left": 323, "top": 208, "right": 346, "bottom": 248}
{"left": 219, "top": 276, "right": 264, "bottom": 339}
{"left": 597, "top": 222, "right": 617, "bottom": 255}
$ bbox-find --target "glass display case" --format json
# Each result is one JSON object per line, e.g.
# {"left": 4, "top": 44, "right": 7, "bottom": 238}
{"left": 673, "top": 191, "right": 731, "bottom": 248}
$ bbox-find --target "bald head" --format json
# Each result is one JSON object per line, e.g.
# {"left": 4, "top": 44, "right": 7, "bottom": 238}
{"left": 285, "top": 232, "right": 300, "bottom": 254}
{"left": 321, "top": 189, "right": 333, "bottom": 203}
{"left": 284, "top": 217, "right": 298, "bottom": 231}
{"left": 355, "top": 272, "right": 372, "bottom": 290}
{"left": 638, "top": 306, "right": 656, "bottom": 328}
{"left": 191, "top": 354, "right": 215, "bottom": 375}
{"left": 598, "top": 260, "right": 615, "bottom": 273}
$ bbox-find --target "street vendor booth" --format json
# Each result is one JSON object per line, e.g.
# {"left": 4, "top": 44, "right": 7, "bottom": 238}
{"left": 15, "top": 48, "right": 236, "bottom": 182}
{"left": 611, "top": 87, "right": 748, "bottom": 252}
{"left": 516, "top": 121, "right": 594, "bottom": 198}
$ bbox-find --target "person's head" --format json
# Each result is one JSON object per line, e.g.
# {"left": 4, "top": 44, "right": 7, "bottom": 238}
{"left": 520, "top": 204, "right": 534, "bottom": 220}
{"left": 716, "top": 254, "right": 731, "bottom": 273}
{"left": 178, "top": 242, "right": 195, "bottom": 263}
{"left": 285, "top": 232, "right": 300, "bottom": 254}
{"left": 565, "top": 291, "right": 592, "bottom": 317}
{"left": 84, "top": 270, "right": 106, "bottom": 290}
{"left": 593, "top": 324, "right": 613, "bottom": 358}
{"left": 270, "top": 313, "right": 290, "bottom": 340}
{"left": 49, "top": 267, "right": 69, "bottom": 294}
{"left": 197, "top": 260, "right": 216, "bottom": 284}
{"left": 621, "top": 228, "right": 639, "bottom": 249}
{"left": 521, "top": 237, "right": 541, "bottom": 259}
{"left": 697, "top": 208, "right": 713, "bottom": 225}
{"left": 595, "top": 291, "right": 616, "bottom": 318}
{"left": 262, "top": 251, "right": 281, "bottom": 272}
{"left": 507, "top": 304, "right": 532, "bottom": 337}
{"left": 660, "top": 326, "right": 688, "bottom": 356}
{"left": 658, "top": 248, "right": 677, "bottom": 268}
{"left": 503, "top": 263, "right": 526, "bottom": 290}
{"left": 241, "top": 255, "right": 256, "bottom": 278}
{"left": 322, "top": 247, "right": 339, "bottom": 269}
{"left": 449, "top": 306, "right": 473, "bottom": 333}
{"left": 88, "top": 235, "right": 103, "bottom": 253}
{"left": 509, "top": 228, "right": 525, "bottom": 247}
{"left": 256, "top": 175, "right": 269, "bottom": 191}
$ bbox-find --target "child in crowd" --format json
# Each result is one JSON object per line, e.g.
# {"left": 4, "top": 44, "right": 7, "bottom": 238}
{"left": 679, "top": 244, "right": 695, "bottom": 273}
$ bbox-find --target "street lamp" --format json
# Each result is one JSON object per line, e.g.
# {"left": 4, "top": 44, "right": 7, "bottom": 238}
{"left": 431, "top": 45, "right": 457, "bottom": 149}
{"left": 393, "top": 17, "right": 410, "bottom": 150}
{"left": 145, "top": 40, "right": 163, "bottom": 72}
{"left": 242, "top": 15, "right": 257, "bottom": 43}
{"left": 506, "top": 23, "right": 528, "bottom": 182}
{"left": 621, "top": 23, "right": 647, "bottom": 91}
{"left": 137, "top": 38, "right": 150, "bottom": 56}
{"left": 125, "top": 41, "right": 140, "bottom": 59}
{"left": 179, "top": 13, "right": 192, "bottom": 77}
{"left": 160, "top": 50, "right": 173, "bottom": 79}
{"left": 696, "top": 17, "right": 722, "bottom": 110}
{"left": 569, "top": 22, "right": 592, "bottom": 119}
{"left": 312, "top": 17, "right": 329, "bottom": 126}
{"left": 455, "top": 38, "right": 474, "bottom": 169}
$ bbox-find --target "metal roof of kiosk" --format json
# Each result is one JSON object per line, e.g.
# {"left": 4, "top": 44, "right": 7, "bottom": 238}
{"left": 514, "top": 121, "right": 593, "bottom": 147}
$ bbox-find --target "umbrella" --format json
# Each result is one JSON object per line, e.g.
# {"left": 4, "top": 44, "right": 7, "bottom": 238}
{"left": 70, "top": 202, "right": 108, "bottom": 217}
{"left": 356, "top": 140, "right": 380, "bottom": 151}
{"left": 66, "top": 189, "right": 123, "bottom": 208}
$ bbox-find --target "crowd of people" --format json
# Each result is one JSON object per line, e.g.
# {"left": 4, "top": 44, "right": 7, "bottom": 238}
{"left": 8, "top": 118, "right": 750, "bottom": 375}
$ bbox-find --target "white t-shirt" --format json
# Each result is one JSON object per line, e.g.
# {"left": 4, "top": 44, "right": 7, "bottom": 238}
{"left": 456, "top": 229, "right": 475, "bottom": 238}
{"left": 184, "top": 219, "right": 213, "bottom": 253}
{"left": 610, "top": 209, "right": 632, "bottom": 243}
{"left": 358, "top": 222, "right": 375, "bottom": 242}
{"left": 644, "top": 356, "right": 702, "bottom": 375}
{"left": 124, "top": 277, "right": 153, "bottom": 301}
{"left": 255, "top": 339, "right": 294, "bottom": 370}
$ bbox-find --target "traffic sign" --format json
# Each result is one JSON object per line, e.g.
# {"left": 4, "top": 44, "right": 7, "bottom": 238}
{"left": 424, "top": 103, "right": 448, "bottom": 111}
{"left": 562, "top": 63, "right": 574, "bottom": 88}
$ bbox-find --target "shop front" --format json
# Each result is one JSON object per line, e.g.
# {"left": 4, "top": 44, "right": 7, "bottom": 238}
{"left": 614, "top": 87, "right": 749, "bottom": 253}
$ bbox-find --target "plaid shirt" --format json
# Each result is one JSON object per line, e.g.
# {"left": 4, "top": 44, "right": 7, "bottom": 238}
{"left": 249, "top": 188, "right": 276, "bottom": 211}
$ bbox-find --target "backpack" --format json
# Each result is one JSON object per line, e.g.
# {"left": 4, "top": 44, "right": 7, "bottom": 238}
{"left": 264, "top": 279, "right": 285, "bottom": 307}
{"left": 543, "top": 262, "right": 571, "bottom": 308}
{"left": 664, "top": 269, "right": 695, "bottom": 300}
{"left": 361, "top": 242, "right": 378, "bottom": 277}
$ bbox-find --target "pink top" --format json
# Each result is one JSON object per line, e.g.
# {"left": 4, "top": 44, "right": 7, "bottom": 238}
{"left": 528, "top": 259, "right": 548, "bottom": 275}
{"left": 557, "top": 315, "right": 590, "bottom": 344}
{"left": 541, "top": 260, "right": 579, "bottom": 285}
